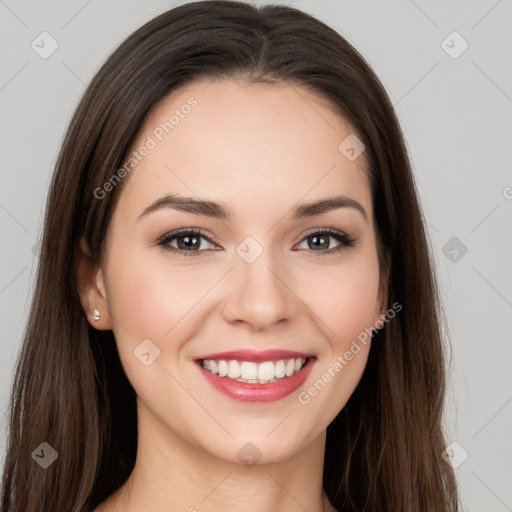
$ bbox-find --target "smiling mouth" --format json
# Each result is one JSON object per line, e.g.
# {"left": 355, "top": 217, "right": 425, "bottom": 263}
{"left": 197, "top": 357, "right": 311, "bottom": 384}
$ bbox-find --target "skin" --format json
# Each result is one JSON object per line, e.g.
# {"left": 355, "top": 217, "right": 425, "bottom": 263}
{"left": 77, "top": 78, "right": 388, "bottom": 512}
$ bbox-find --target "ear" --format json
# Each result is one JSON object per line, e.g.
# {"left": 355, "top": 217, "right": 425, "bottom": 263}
{"left": 76, "top": 235, "right": 112, "bottom": 330}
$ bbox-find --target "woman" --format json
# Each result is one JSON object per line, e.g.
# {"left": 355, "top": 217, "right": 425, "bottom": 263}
{"left": 0, "top": 1, "right": 460, "bottom": 511}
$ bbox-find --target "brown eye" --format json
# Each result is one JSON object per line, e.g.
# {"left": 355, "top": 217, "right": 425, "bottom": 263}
{"left": 295, "top": 229, "right": 356, "bottom": 255}
{"left": 157, "top": 229, "right": 217, "bottom": 256}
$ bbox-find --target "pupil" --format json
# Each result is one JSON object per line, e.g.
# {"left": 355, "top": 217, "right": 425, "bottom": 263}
{"left": 178, "top": 235, "right": 199, "bottom": 250}
{"left": 310, "top": 235, "right": 328, "bottom": 250}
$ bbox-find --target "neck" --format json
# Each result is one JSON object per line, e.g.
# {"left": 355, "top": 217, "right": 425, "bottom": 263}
{"left": 106, "top": 400, "right": 336, "bottom": 512}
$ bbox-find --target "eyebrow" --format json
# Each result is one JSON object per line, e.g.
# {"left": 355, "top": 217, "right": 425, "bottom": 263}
{"left": 137, "top": 194, "right": 368, "bottom": 223}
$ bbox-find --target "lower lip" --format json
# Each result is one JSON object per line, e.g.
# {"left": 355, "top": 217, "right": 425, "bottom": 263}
{"left": 196, "top": 358, "right": 315, "bottom": 402}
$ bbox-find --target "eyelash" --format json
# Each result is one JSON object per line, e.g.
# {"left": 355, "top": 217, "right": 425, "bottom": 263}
{"left": 156, "top": 227, "right": 356, "bottom": 258}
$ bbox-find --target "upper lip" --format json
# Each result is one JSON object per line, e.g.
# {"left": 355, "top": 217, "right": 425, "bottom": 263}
{"left": 195, "top": 349, "right": 315, "bottom": 363}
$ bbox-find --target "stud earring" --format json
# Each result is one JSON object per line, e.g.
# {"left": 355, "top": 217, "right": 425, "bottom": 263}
{"left": 89, "top": 309, "right": 100, "bottom": 321}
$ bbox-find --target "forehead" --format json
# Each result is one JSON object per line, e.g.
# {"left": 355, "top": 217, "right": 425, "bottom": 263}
{"left": 114, "top": 79, "right": 371, "bottom": 223}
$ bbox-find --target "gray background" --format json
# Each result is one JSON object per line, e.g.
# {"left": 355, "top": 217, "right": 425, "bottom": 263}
{"left": 1, "top": 0, "right": 511, "bottom": 510}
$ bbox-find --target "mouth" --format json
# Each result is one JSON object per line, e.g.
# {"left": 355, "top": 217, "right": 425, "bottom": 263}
{"left": 198, "top": 356, "right": 309, "bottom": 383}
{"left": 194, "top": 350, "right": 316, "bottom": 402}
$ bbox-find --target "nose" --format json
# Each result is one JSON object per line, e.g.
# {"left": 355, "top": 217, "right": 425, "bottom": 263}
{"left": 221, "top": 249, "right": 298, "bottom": 332}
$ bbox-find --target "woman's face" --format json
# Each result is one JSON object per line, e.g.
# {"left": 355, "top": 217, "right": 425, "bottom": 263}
{"left": 89, "top": 78, "right": 386, "bottom": 464}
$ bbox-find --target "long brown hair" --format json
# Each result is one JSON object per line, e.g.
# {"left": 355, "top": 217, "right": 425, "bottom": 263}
{"left": 1, "top": 1, "right": 459, "bottom": 510}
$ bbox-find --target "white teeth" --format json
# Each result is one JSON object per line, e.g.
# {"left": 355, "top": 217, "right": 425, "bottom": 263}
{"left": 227, "top": 360, "right": 241, "bottom": 379}
{"left": 201, "top": 357, "right": 308, "bottom": 382}
{"left": 218, "top": 360, "right": 228, "bottom": 377}
{"left": 275, "top": 360, "right": 286, "bottom": 378}
{"left": 285, "top": 359, "right": 295, "bottom": 376}
{"left": 240, "top": 361, "right": 258, "bottom": 380}
{"left": 258, "top": 361, "right": 274, "bottom": 381}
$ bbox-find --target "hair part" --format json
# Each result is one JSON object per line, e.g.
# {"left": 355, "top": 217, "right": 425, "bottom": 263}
{"left": 1, "top": 2, "right": 459, "bottom": 511}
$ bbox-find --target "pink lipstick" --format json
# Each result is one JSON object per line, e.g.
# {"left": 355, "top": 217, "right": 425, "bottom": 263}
{"left": 194, "top": 349, "right": 316, "bottom": 402}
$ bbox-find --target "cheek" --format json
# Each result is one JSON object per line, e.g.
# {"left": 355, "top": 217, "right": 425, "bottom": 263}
{"left": 294, "top": 258, "right": 380, "bottom": 423}
{"left": 300, "top": 256, "right": 381, "bottom": 350}
{"left": 104, "top": 248, "right": 209, "bottom": 400}
{"left": 106, "top": 248, "right": 213, "bottom": 339}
